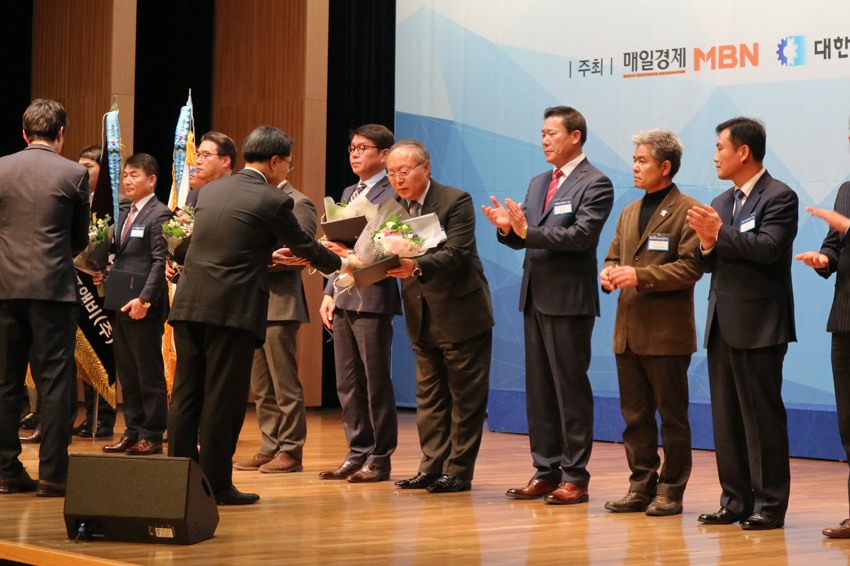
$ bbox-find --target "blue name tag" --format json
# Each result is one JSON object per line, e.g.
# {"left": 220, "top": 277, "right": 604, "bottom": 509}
{"left": 130, "top": 225, "right": 145, "bottom": 238}
{"left": 553, "top": 199, "right": 572, "bottom": 215}
{"left": 740, "top": 214, "right": 756, "bottom": 233}
{"left": 648, "top": 234, "right": 670, "bottom": 251}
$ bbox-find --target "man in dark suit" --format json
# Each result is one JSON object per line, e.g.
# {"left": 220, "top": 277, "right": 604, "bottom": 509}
{"left": 185, "top": 131, "right": 235, "bottom": 208}
{"left": 100, "top": 154, "right": 172, "bottom": 456}
{"left": 687, "top": 117, "right": 797, "bottom": 530}
{"left": 482, "top": 106, "right": 614, "bottom": 504}
{"left": 319, "top": 125, "right": 402, "bottom": 483}
{"left": 385, "top": 139, "right": 494, "bottom": 493}
{"left": 167, "top": 126, "right": 357, "bottom": 505}
{"left": 600, "top": 130, "right": 702, "bottom": 516}
{"left": 233, "top": 179, "right": 317, "bottom": 474}
{"left": 0, "top": 99, "right": 89, "bottom": 497}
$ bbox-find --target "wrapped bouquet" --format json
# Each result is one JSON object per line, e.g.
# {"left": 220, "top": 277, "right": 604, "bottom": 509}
{"left": 162, "top": 206, "right": 194, "bottom": 265}
{"left": 74, "top": 213, "right": 112, "bottom": 274}
{"left": 323, "top": 194, "right": 379, "bottom": 222}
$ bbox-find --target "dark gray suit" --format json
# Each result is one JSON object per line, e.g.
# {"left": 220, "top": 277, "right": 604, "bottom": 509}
{"left": 399, "top": 180, "right": 494, "bottom": 481}
{"left": 0, "top": 143, "right": 89, "bottom": 483}
{"left": 167, "top": 169, "right": 342, "bottom": 492}
{"left": 105, "top": 194, "right": 172, "bottom": 443}
{"left": 251, "top": 182, "right": 317, "bottom": 460}
{"left": 498, "top": 158, "right": 614, "bottom": 487}
{"left": 324, "top": 174, "right": 401, "bottom": 469}
{"left": 695, "top": 170, "right": 797, "bottom": 520}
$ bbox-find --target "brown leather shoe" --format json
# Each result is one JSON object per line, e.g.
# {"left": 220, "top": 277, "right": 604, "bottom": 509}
{"left": 258, "top": 453, "right": 303, "bottom": 474}
{"left": 36, "top": 480, "right": 66, "bottom": 498}
{"left": 19, "top": 430, "right": 42, "bottom": 444}
{"left": 347, "top": 464, "right": 390, "bottom": 483}
{"left": 234, "top": 452, "right": 274, "bottom": 471}
{"left": 0, "top": 470, "right": 37, "bottom": 493}
{"left": 103, "top": 436, "right": 137, "bottom": 453}
{"left": 319, "top": 461, "right": 361, "bottom": 480}
{"left": 544, "top": 482, "right": 589, "bottom": 505}
{"left": 645, "top": 494, "right": 683, "bottom": 516}
{"left": 126, "top": 439, "right": 163, "bottom": 455}
{"left": 506, "top": 479, "right": 559, "bottom": 500}
{"left": 604, "top": 491, "right": 651, "bottom": 513}
{"left": 823, "top": 518, "right": 850, "bottom": 538}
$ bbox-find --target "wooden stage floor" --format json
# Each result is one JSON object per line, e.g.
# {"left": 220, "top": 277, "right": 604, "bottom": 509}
{"left": 3, "top": 408, "right": 850, "bottom": 565}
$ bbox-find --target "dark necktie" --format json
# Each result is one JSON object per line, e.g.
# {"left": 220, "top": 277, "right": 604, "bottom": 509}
{"left": 409, "top": 200, "right": 422, "bottom": 217}
{"left": 121, "top": 205, "right": 138, "bottom": 243}
{"left": 732, "top": 189, "right": 745, "bottom": 225}
{"left": 351, "top": 181, "right": 367, "bottom": 201}
{"left": 543, "top": 169, "right": 564, "bottom": 212}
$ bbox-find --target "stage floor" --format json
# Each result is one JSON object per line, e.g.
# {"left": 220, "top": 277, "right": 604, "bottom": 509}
{"left": 2, "top": 408, "right": 850, "bottom": 565}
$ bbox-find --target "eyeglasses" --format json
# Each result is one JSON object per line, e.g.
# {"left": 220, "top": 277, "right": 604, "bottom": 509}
{"left": 196, "top": 151, "right": 221, "bottom": 161}
{"left": 348, "top": 144, "right": 378, "bottom": 155}
{"left": 386, "top": 162, "right": 425, "bottom": 179}
{"left": 282, "top": 157, "right": 295, "bottom": 173}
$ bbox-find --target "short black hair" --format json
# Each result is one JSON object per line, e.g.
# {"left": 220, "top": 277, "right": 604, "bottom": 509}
{"left": 242, "top": 126, "right": 293, "bottom": 163}
{"left": 79, "top": 145, "right": 102, "bottom": 162}
{"left": 23, "top": 99, "right": 68, "bottom": 142}
{"left": 124, "top": 153, "right": 159, "bottom": 179}
{"left": 350, "top": 124, "right": 394, "bottom": 150}
{"left": 199, "top": 131, "right": 237, "bottom": 170}
{"left": 543, "top": 106, "right": 587, "bottom": 146}
{"left": 716, "top": 117, "right": 766, "bottom": 163}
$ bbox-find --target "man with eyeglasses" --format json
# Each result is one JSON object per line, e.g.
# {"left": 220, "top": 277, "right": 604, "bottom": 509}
{"left": 483, "top": 106, "right": 614, "bottom": 505}
{"left": 186, "top": 131, "right": 236, "bottom": 208}
{"left": 318, "top": 125, "right": 402, "bottom": 483}
{"left": 385, "top": 139, "right": 494, "bottom": 494}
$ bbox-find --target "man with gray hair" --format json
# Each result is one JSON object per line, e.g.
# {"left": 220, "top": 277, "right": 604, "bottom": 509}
{"left": 599, "top": 129, "right": 702, "bottom": 516}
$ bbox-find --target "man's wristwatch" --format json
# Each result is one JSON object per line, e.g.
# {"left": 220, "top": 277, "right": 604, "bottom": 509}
{"left": 140, "top": 300, "right": 151, "bottom": 309}
{"left": 412, "top": 263, "right": 422, "bottom": 277}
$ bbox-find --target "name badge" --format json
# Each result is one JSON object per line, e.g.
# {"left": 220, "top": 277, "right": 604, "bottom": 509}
{"left": 553, "top": 199, "right": 572, "bottom": 215}
{"left": 740, "top": 214, "right": 756, "bottom": 233}
{"left": 130, "top": 225, "right": 145, "bottom": 238}
{"left": 648, "top": 234, "right": 670, "bottom": 251}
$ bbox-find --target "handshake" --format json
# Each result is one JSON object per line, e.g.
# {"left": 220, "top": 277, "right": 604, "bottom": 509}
{"left": 270, "top": 241, "right": 366, "bottom": 273}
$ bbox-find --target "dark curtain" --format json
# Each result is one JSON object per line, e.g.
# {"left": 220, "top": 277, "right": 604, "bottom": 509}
{"left": 322, "top": 0, "right": 396, "bottom": 406}
{"left": 0, "top": 2, "right": 33, "bottom": 158}
{"left": 134, "top": 1, "right": 214, "bottom": 204}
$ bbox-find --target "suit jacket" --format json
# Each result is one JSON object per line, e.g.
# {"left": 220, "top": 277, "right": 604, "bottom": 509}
{"left": 695, "top": 171, "right": 798, "bottom": 349}
{"left": 499, "top": 158, "right": 614, "bottom": 316}
{"left": 267, "top": 182, "right": 317, "bottom": 323}
{"left": 816, "top": 181, "right": 850, "bottom": 333}
{"left": 324, "top": 174, "right": 402, "bottom": 316}
{"left": 399, "top": 180, "right": 494, "bottom": 344}
{"left": 604, "top": 185, "right": 703, "bottom": 355}
{"left": 0, "top": 144, "right": 89, "bottom": 302}
{"left": 106, "top": 195, "right": 173, "bottom": 321}
{"left": 169, "top": 169, "right": 342, "bottom": 343}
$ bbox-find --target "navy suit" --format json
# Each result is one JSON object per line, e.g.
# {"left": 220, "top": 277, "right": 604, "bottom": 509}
{"left": 498, "top": 157, "right": 614, "bottom": 486}
{"left": 324, "top": 174, "right": 401, "bottom": 469}
{"left": 695, "top": 170, "right": 797, "bottom": 519}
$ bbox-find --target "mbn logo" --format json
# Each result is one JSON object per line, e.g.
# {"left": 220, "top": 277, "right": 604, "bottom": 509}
{"left": 694, "top": 44, "right": 759, "bottom": 70}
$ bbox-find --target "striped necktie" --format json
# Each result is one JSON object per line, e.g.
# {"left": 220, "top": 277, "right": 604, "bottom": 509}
{"left": 351, "top": 181, "right": 367, "bottom": 201}
{"left": 544, "top": 169, "right": 564, "bottom": 211}
{"left": 121, "top": 205, "right": 138, "bottom": 243}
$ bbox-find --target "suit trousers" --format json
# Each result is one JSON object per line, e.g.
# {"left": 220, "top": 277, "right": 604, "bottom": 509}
{"left": 29, "top": 349, "right": 77, "bottom": 434}
{"left": 524, "top": 295, "right": 595, "bottom": 486}
{"left": 615, "top": 348, "right": 692, "bottom": 499}
{"left": 831, "top": 332, "right": 850, "bottom": 514}
{"left": 411, "top": 303, "right": 491, "bottom": 481}
{"left": 0, "top": 300, "right": 77, "bottom": 482}
{"left": 168, "top": 321, "right": 256, "bottom": 493}
{"left": 333, "top": 308, "right": 397, "bottom": 468}
{"left": 251, "top": 322, "right": 306, "bottom": 459}
{"left": 111, "top": 314, "right": 167, "bottom": 442}
{"left": 707, "top": 316, "right": 790, "bottom": 518}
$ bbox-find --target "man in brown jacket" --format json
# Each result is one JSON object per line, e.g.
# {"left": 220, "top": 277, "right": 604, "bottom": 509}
{"left": 599, "top": 129, "right": 703, "bottom": 516}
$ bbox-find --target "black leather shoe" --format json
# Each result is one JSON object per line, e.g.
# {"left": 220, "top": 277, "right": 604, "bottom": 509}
{"left": 0, "top": 470, "right": 37, "bottom": 494}
{"left": 75, "top": 425, "right": 114, "bottom": 439}
{"left": 698, "top": 507, "right": 751, "bottom": 524}
{"left": 426, "top": 475, "right": 470, "bottom": 493}
{"left": 214, "top": 485, "right": 260, "bottom": 505}
{"left": 741, "top": 513, "right": 784, "bottom": 530}
{"left": 71, "top": 419, "right": 91, "bottom": 436}
{"left": 19, "top": 412, "right": 39, "bottom": 430}
{"left": 395, "top": 473, "right": 440, "bottom": 489}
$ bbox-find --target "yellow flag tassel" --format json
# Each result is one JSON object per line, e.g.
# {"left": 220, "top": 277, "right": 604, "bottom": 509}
{"left": 74, "top": 327, "right": 117, "bottom": 408}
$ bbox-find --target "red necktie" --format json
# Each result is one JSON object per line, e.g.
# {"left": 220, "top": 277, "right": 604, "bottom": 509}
{"left": 121, "top": 205, "right": 138, "bottom": 242}
{"left": 543, "top": 169, "right": 564, "bottom": 211}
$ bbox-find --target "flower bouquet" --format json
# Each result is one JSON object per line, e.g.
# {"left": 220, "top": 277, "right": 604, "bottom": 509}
{"left": 162, "top": 206, "right": 194, "bottom": 266}
{"left": 74, "top": 213, "right": 112, "bottom": 274}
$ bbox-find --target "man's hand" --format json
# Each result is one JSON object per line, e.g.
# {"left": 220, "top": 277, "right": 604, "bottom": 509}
{"left": 806, "top": 205, "right": 850, "bottom": 233}
{"left": 345, "top": 255, "right": 365, "bottom": 272}
{"left": 504, "top": 198, "right": 528, "bottom": 238}
{"left": 271, "top": 248, "right": 310, "bottom": 266}
{"left": 121, "top": 298, "right": 148, "bottom": 320}
{"left": 386, "top": 258, "right": 416, "bottom": 279}
{"left": 92, "top": 271, "right": 104, "bottom": 285}
{"left": 320, "top": 295, "right": 335, "bottom": 330}
{"left": 481, "top": 196, "right": 512, "bottom": 233}
{"left": 165, "top": 261, "right": 177, "bottom": 281}
{"left": 687, "top": 205, "right": 723, "bottom": 250}
{"left": 795, "top": 251, "right": 830, "bottom": 269}
{"left": 599, "top": 265, "right": 617, "bottom": 292}
{"left": 608, "top": 266, "right": 638, "bottom": 288}
{"left": 324, "top": 240, "right": 350, "bottom": 258}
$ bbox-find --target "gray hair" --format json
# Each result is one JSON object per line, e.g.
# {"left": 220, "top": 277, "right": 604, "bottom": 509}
{"left": 388, "top": 138, "right": 430, "bottom": 163}
{"left": 242, "top": 126, "right": 293, "bottom": 162}
{"left": 631, "top": 129, "right": 683, "bottom": 178}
